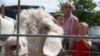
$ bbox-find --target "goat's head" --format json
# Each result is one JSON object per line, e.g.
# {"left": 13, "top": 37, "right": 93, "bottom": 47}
{"left": 3, "top": 8, "right": 64, "bottom": 56}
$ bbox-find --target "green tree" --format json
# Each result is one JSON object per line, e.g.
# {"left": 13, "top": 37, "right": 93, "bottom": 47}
{"left": 58, "top": 0, "right": 100, "bottom": 26}
{"left": 58, "top": 0, "right": 66, "bottom": 12}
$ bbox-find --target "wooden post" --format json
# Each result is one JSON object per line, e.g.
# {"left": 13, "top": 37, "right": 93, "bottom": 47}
{"left": 1, "top": 4, "right": 5, "bottom": 18}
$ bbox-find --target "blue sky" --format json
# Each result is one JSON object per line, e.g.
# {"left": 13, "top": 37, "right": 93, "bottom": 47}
{"left": 0, "top": 0, "right": 100, "bottom": 12}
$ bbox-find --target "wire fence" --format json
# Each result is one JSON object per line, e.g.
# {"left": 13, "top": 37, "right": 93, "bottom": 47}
{"left": 0, "top": 35, "right": 100, "bottom": 56}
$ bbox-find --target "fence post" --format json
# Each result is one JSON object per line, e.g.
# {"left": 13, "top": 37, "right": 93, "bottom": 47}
{"left": 1, "top": 4, "right": 5, "bottom": 18}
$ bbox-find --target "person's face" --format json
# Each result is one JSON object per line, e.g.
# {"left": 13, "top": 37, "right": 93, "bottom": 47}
{"left": 78, "top": 24, "right": 88, "bottom": 35}
{"left": 56, "top": 16, "right": 64, "bottom": 26}
{"left": 63, "top": 4, "right": 73, "bottom": 15}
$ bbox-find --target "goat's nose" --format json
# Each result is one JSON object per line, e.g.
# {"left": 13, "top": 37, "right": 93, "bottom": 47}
{"left": 5, "top": 43, "right": 20, "bottom": 56}
{"left": 10, "top": 45, "right": 17, "bottom": 51}
{"left": 5, "top": 43, "right": 20, "bottom": 51}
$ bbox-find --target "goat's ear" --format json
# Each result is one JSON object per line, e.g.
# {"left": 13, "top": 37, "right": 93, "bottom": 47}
{"left": 43, "top": 31, "right": 62, "bottom": 56}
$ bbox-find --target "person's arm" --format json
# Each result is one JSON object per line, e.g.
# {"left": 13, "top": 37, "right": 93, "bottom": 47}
{"left": 82, "top": 39, "right": 92, "bottom": 48}
{"left": 70, "top": 17, "right": 79, "bottom": 35}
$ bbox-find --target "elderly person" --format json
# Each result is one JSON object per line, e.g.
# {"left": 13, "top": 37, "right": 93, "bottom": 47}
{"left": 63, "top": 2, "right": 79, "bottom": 35}
{"left": 62, "top": 2, "right": 79, "bottom": 56}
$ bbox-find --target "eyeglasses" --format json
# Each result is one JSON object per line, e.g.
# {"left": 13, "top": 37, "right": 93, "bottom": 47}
{"left": 64, "top": 6, "right": 73, "bottom": 9}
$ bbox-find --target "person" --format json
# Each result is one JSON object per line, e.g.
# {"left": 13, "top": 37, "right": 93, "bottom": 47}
{"left": 72, "top": 22, "right": 92, "bottom": 56}
{"left": 62, "top": 2, "right": 79, "bottom": 55}
{"left": 54, "top": 13, "right": 64, "bottom": 26}
{"left": 62, "top": 2, "right": 79, "bottom": 35}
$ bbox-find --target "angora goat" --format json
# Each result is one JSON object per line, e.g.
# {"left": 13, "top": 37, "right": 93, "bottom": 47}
{"left": 2, "top": 8, "right": 64, "bottom": 56}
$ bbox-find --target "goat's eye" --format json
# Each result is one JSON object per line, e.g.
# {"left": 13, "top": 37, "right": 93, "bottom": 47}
{"left": 41, "top": 25, "right": 50, "bottom": 30}
{"left": 44, "top": 26, "right": 49, "bottom": 30}
{"left": 39, "top": 25, "right": 50, "bottom": 34}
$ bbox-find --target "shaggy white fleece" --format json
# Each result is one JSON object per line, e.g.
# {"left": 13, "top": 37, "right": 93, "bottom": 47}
{"left": 3, "top": 8, "right": 64, "bottom": 56}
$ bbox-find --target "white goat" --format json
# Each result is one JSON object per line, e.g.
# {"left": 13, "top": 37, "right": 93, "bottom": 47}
{"left": 2, "top": 8, "right": 64, "bottom": 56}
{"left": 0, "top": 15, "right": 15, "bottom": 34}
{"left": 0, "top": 15, "right": 16, "bottom": 56}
